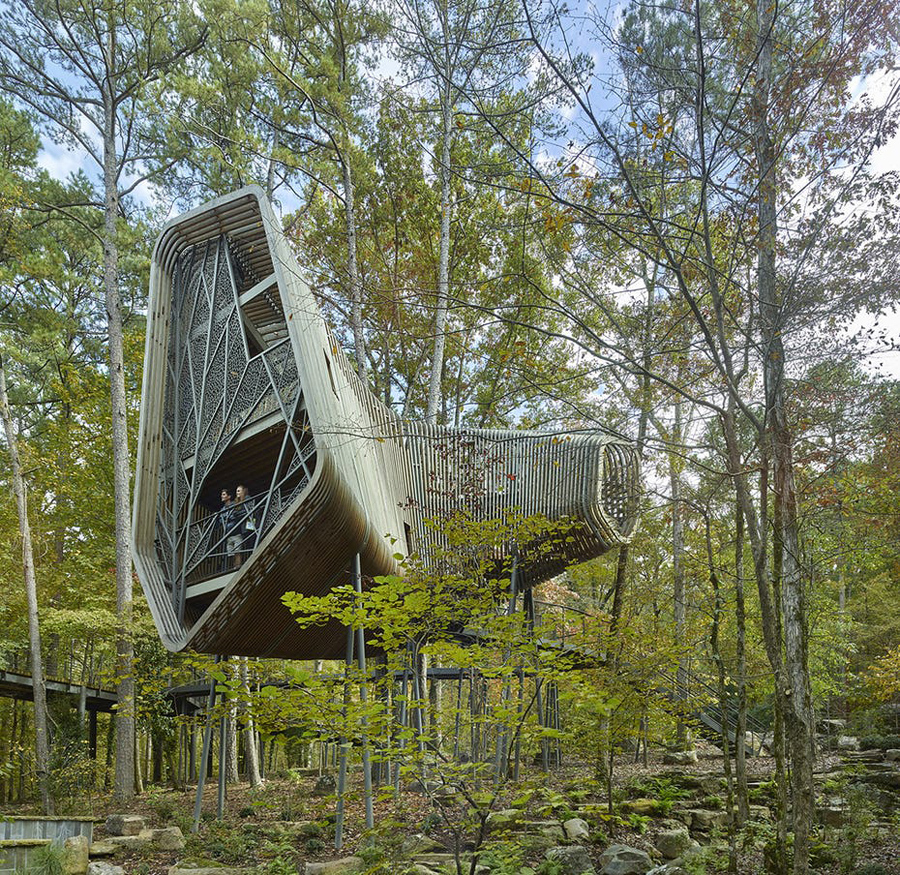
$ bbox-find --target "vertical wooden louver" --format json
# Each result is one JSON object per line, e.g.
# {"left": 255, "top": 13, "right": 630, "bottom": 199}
{"left": 132, "top": 187, "right": 640, "bottom": 659}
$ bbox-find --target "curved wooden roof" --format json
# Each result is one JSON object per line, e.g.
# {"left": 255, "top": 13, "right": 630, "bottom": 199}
{"left": 132, "top": 187, "right": 640, "bottom": 659}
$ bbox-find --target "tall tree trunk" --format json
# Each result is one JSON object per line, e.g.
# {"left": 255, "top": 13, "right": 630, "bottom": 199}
{"left": 426, "top": 52, "right": 453, "bottom": 422}
{"left": 705, "top": 517, "right": 736, "bottom": 874}
{"left": 753, "top": 2, "right": 814, "bottom": 869}
{"left": 0, "top": 703, "right": 9, "bottom": 803}
{"left": 341, "top": 155, "right": 366, "bottom": 380}
{"left": 734, "top": 504, "right": 750, "bottom": 825}
{"left": 226, "top": 707, "right": 239, "bottom": 784}
{"left": 0, "top": 360, "right": 53, "bottom": 814}
{"left": 609, "top": 545, "right": 628, "bottom": 633}
{"left": 721, "top": 409, "right": 789, "bottom": 870}
{"left": 670, "top": 397, "right": 687, "bottom": 748}
{"left": 240, "top": 658, "right": 262, "bottom": 787}
{"left": 103, "top": 87, "right": 135, "bottom": 802}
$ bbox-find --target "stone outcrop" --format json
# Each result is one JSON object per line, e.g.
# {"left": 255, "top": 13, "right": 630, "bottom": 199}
{"left": 564, "top": 818, "right": 591, "bottom": 841}
{"left": 104, "top": 815, "right": 145, "bottom": 837}
{"left": 303, "top": 858, "right": 362, "bottom": 874}
{"left": 546, "top": 845, "right": 598, "bottom": 875}
{"left": 654, "top": 828, "right": 697, "bottom": 860}
{"left": 87, "top": 863, "right": 125, "bottom": 875}
{"left": 598, "top": 844, "right": 654, "bottom": 875}
{"left": 105, "top": 828, "right": 185, "bottom": 854}
{"left": 63, "top": 836, "right": 90, "bottom": 875}
{"left": 662, "top": 750, "right": 698, "bottom": 766}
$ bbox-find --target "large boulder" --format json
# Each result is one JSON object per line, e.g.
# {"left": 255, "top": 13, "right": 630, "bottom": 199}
{"left": 817, "top": 801, "right": 847, "bottom": 827}
{"left": 683, "top": 809, "right": 729, "bottom": 832}
{"left": 526, "top": 821, "right": 565, "bottom": 841}
{"left": 564, "top": 818, "right": 591, "bottom": 841}
{"left": 63, "top": 836, "right": 90, "bottom": 875}
{"left": 653, "top": 828, "right": 697, "bottom": 860}
{"left": 409, "top": 855, "right": 455, "bottom": 868}
{"left": 88, "top": 843, "right": 117, "bottom": 858}
{"left": 662, "top": 750, "right": 698, "bottom": 766}
{"left": 152, "top": 828, "right": 186, "bottom": 852}
{"left": 104, "top": 833, "right": 153, "bottom": 853}
{"left": 400, "top": 834, "right": 444, "bottom": 857}
{"left": 169, "top": 866, "right": 255, "bottom": 875}
{"left": 837, "top": 736, "right": 860, "bottom": 752}
{"left": 87, "top": 863, "right": 124, "bottom": 875}
{"left": 598, "top": 844, "right": 654, "bottom": 875}
{"left": 303, "top": 859, "right": 363, "bottom": 874}
{"left": 104, "top": 815, "right": 145, "bottom": 837}
{"left": 698, "top": 745, "right": 723, "bottom": 760}
{"left": 620, "top": 798, "right": 661, "bottom": 816}
{"left": 546, "top": 846, "right": 597, "bottom": 875}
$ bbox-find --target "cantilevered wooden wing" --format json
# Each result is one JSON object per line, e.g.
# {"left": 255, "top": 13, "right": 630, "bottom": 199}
{"left": 132, "top": 187, "right": 640, "bottom": 659}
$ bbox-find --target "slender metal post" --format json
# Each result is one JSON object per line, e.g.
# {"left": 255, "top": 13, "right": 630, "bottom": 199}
{"left": 469, "top": 671, "right": 478, "bottom": 761}
{"left": 525, "top": 589, "right": 549, "bottom": 771}
{"left": 513, "top": 669, "right": 524, "bottom": 781}
{"left": 334, "top": 620, "right": 354, "bottom": 851}
{"left": 353, "top": 554, "right": 375, "bottom": 832}
{"left": 453, "top": 670, "right": 463, "bottom": 761}
{"left": 395, "top": 652, "right": 410, "bottom": 794}
{"left": 217, "top": 711, "right": 227, "bottom": 819}
{"left": 412, "top": 655, "right": 425, "bottom": 769}
{"left": 192, "top": 656, "right": 220, "bottom": 832}
{"left": 494, "top": 554, "right": 518, "bottom": 782}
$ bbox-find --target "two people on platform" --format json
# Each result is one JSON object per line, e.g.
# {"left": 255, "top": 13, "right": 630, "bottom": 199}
{"left": 219, "top": 483, "right": 258, "bottom": 570}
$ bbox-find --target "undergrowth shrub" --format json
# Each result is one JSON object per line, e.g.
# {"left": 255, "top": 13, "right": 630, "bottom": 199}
{"left": 25, "top": 844, "right": 64, "bottom": 875}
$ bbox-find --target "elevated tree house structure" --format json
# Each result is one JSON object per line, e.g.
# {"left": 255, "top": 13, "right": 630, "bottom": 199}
{"left": 133, "top": 187, "right": 640, "bottom": 660}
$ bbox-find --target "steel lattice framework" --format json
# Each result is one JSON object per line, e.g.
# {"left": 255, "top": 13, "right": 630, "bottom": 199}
{"left": 132, "top": 187, "right": 640, "bottom": 659}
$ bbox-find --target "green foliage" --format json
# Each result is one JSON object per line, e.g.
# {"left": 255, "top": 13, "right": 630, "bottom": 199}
{"left": 477, "top": 840, "right": 527, "bottom": 875}
{"left": 626, "top": 777, "right": 690, "bottom": 815}
{"left": 534, "top": 788, "right": 574, "bottom": 821}
{"left": 625, "top": 813, "right": 651, "bottom": 833}
{"left": 144, "top": 786, "right": 177, "bottom": 823}
{"left": 25, "top": 844, "right": 63, "bottom": 875}
{"left": 304, "top": 838, "right": 326, "bottom": 855}
{"left": 748, "top": 781, "right": 778, "bottom": 805}
{"left": 264, "top": 855, "right": 296, "bottom": 875}
{"left": 201, "top": 823, "right": 250, "bottom": 864}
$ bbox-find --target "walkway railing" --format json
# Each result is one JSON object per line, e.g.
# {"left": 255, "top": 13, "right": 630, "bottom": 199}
{"left": 0, "top": 638, "right": 111, "bottom": 689}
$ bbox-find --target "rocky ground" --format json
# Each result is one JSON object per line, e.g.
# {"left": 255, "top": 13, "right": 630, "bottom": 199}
{"left": 4, "top": 740, "right": 900, "bottom": 875}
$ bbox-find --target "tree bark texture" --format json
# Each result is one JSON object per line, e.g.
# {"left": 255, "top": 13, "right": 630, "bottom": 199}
{"left": 0, "top": 360, "right": 53, "bottom": 814}
{"left": 752, "top": 1, "right": 814, "bottom": 869}
{"left": 103, "top": 85, "right": 135, "bottom": 802}
{"left": 670, "top": 398, "right": 687, "bottom": 747}
{"left": 426, "top": 33, "right": 453, "bottom": 422}
{"left": 240, "top": 657, "right": 262, "bottom": 786}
{"left": 341, "top": 157, "right": 367, "bottom": 381}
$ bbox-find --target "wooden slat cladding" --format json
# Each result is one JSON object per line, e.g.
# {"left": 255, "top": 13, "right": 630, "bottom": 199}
{"left": 133, "top": 187, "right": 641, "bottom": 659}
